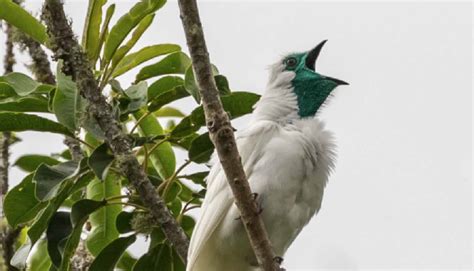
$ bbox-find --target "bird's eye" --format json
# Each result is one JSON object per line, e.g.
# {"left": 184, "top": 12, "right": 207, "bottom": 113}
{"left": 285, "top": 57, "right": 298, "bottom": 68}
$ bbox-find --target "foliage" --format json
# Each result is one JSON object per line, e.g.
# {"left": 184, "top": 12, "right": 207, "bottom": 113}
{"left": 0, "top": 0, "right": 260, "bottom": 270}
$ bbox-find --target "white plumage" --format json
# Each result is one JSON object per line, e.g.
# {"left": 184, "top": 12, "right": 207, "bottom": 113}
{"left": 187, "top": 59, "right": 337, "bottom": 271}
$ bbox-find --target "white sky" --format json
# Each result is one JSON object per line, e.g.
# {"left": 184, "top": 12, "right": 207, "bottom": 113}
{"left": 0, "top": 1, "right": 472, "bottom": 270}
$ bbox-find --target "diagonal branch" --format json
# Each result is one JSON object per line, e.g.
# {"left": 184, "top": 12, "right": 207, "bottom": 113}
{"left": 16, "top": 34, "right": 56, "bottom": 85}
{"left": 177, "top": 1, "right": 282, "bottom": 270}
{"left": 15, "top": 31, "right": 84, "bottom": 161}
{"left": 41, "top": 0, "right": 189, "bottom": 261}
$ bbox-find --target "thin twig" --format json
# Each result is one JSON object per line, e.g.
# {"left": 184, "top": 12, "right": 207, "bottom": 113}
{"left": 104, "top": 194, "right": 130, "bottom": 202}
{"left": 107, "top": 201, "right": 148, "bottom": 211}
{"left": 160, "top": 160, "right": 191, "bottom": 197}
{"left": 130, "top": 110, "right": 152, "bottom": 135}
{"left": 41, "top": 0, "right": 189, "bottom": 261}
{"left": 74, "top": 137, "right": 94, "bottom": 150}
{"left": 141, "top": 137, "right": 170, "bottom": 168}
{"left": 178, "top": 1, "right": 282, "bottom": 270}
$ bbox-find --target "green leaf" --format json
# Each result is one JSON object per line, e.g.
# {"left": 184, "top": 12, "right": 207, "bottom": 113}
{"left": 167, "top": 198, "right": 182, "bottom": 217}
{"left": 171, "top": 92, "right": 260, "bottom": 137}
{"left": 53, "top": 61, "right": 85, "bottom": 131}
{"left": 4, "top": 174, "right": 48, "bottom": 228}
{"left": 132, "top": 244, "right": 172, "bottom": 271}
{"left": 86, "top": 172, "right": 122, "bottom": 256}
{"left": 83, "top": 111, "right": 106, "bottom": 140}
{"left": 71, "top": 199, "right": 107, "bottom": 226}
{"left": 58, "top": 199, "right": 105, "bottom": 270}
{"left": 113, "top": 44, "right": 181, "bottom": 77}
{"left": 88, "top": 143, "right": 114, "bottom": 180}
{"left": 0, "top": 95, "right": 50, "bottom": 113}
{"left": 133, "top": 109, "right": 175, "bottom": 179}
{"left": 89, "top": 235, "right": 137, "bottom": 271}
{"left": 180, "top": 171, "right": 208, "bottom": 187}
{"left": 164, "top": 182, "right": 182, "bottom": 203}
{"left": 0, "top": 0, "right": 48, "bottom": 44}
{"left": 33, "top": 161, "right": 79, "bottom": 201}
{"left": 148, "top": 85, "right": 189, "bottom": 112}
{"left": 149, "top": 228, "right": 165, "bottom": 249}
{"left": 0, "top": 112, "right": 73, "bottom": 136}
{"left": 170, "top": 133, "right": 198, "bottom": 151}
{"left": 58, "top": 149, "right": 72, "bottom": 160}
{"left": 147, "top": 76, "right": 184, "bottom": 101}
{"left": 110, "top": 14, "right": 155, "bottom": 75}
{"left": 188, "top": 132, "right": 213, "bottom": 163}
{"left": 116, "top": 211, "right": 134, "bottom": 234}
{"left": 181, "top": 215, "right": 196, "bottom": 237}
{"left": 14, "top": 154, "right": 60, "bottom": 172}
{"left": 172, "top": 249, "right": 186, "bottom": 271}
{"left": 11, "top": 175, "right": 81, "bottom": 269}
{"left": 96, "top": 4, "right": 116, "bottom": 66}
{"left": 46, "top": 212, "right": 72, "bottom": 267}
{"left": 1, "top": 72, "right": 39, "bottom": 96}
{"left": 184, "top": 65, "right": 200, "bottom": 103}
{"left": 33, "top": 84, "right": 55, "bottom": 95}
{"left": 135, "top": 52, "right": 191, "bottom": 82}
{"left": 215, "top": 74, "right": 231, "bottom": 95}
{"left": 71, "top": 171, "right": 95, "bottom": 194}
{"left": 28, "top": 181, "right": 76, "bottom": 244}
{"left": 154, "top": 107, "right": 185, "bottom": 118}
{"left": 0, "top": 82, "right": 16, "bottom": 97}
{"left": 82, "top": 0, "right": 108, "bottom": 62}
{"left": 183, "top": 64, "right": 220, "bottom": 103}
{"left": 103, "top": 0, "right": 166, "bottom": 62}
{"left": 117, "top": 252, "right": 137, "bottom": 271}
{"left": 121, "top": 81, "right": 148, "bottom": 113}
{"left": 177, "top": 182, "right": 198, "bottom": 202}
{"left": 26, "top": 239, "right": 52, "bottom": 271}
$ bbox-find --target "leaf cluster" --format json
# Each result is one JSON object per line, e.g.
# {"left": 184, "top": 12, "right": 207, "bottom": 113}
{"left": 0, "top": 0, "right": 260, "bottom": 270}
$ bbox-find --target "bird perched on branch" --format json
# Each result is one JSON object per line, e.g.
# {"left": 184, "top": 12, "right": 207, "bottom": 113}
{"left": 187, "top": 40, "right": 348, "bottom": 271}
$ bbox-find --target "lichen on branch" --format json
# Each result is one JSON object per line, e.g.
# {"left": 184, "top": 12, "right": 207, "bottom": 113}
{"left": 41, "top": 0, "right": 189, "bottom": 261}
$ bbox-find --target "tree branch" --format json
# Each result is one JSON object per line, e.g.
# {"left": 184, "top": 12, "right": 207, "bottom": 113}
{"left": 3, "top": 24, "right": 15, "bottom": 74}
{"left": 177, "top": 1, "right": 282, "bottom": 270}
{"left": 16, "top": 34, "right": 56, "bottom": 85}
{"left": 0, "top": 132, "right": 10, "bottom": 199}
{"left": 41, "top": 0, "right": 189, "bottom": 261}
{"left": 14, "top": 31, "right": 85, "bottom": 161}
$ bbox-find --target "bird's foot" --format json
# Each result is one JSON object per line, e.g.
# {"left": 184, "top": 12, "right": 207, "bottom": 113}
{"left": 274, "top": 256, "right": 284, "bottom": 264}
{"left": 274, "top": 256, "right": 285, "bottom": 270}
{"left": 234, "top": 193, "right": 263, "bottom": 220}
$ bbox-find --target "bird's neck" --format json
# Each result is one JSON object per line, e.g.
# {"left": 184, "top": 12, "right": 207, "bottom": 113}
{"left": 252, "top": 83, "right": 300, "bottom": 124}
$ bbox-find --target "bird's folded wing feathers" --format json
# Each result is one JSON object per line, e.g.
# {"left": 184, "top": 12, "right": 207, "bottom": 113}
{"left": 187, "top": 122, "right": 277, "bottom": 270}
{"left": 187, "top": 163, "right": 232, "bottom": 269}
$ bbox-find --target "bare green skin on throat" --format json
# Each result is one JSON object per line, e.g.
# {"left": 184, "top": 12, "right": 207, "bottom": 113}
{"left": 283, "top": 42, "right": 347, "bottom": 118}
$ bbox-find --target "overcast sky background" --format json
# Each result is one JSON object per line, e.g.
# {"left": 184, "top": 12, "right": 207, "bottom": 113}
{"left": 0, "top": 1, "right": 472, "bottom": 270}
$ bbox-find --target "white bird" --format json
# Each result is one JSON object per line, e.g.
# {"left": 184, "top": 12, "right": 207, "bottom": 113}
{"left": 187, "top": 40, "right": 347, "bottom": 271}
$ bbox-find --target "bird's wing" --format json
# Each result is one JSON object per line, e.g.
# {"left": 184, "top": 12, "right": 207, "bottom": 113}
{"left": 187, "top": 121, "right": 277, "bottom": 270}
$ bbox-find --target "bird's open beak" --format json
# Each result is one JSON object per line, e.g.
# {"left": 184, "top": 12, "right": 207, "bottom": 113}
{"left": 306, "top": 40, "right": 349, "bottom": 86}
{"left": 305, "top": 40, "right": 327, "bottom": 71}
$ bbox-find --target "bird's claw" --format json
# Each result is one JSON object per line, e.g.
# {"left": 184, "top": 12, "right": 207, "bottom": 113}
{"left": 274, "top": 256, "right": 285, "bottom": 270}
{"left": 274, "top": 256, "right": 284, "bottom": 264}
{"left": 234, "top": 193, "right": 263, "bottom": 220}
